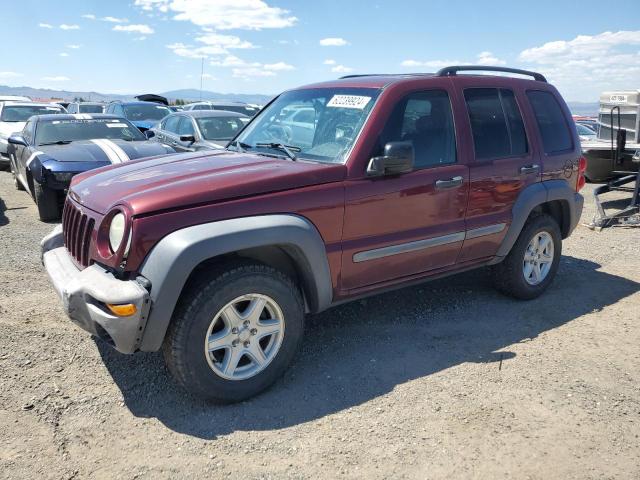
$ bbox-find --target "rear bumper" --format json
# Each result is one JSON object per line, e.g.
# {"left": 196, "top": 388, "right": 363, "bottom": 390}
{"left": 568, "top": 192, "right": 584, "bottom": 236}
{"left": 41, "top": 225, "right": 150, "bottom": 354}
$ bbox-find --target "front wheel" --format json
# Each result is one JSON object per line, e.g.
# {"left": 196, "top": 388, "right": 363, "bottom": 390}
{"left": 33, "top": 182, "right": 60, "bottom": 221}
{"left": 162, "top": 262, "right": 305, "bottom": 402}
{"left": 492, "top": 214, "right": 562, "bottom": 300}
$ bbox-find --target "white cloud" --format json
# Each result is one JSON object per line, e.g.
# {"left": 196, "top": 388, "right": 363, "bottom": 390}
{"left": 400, "top": 51, "right": 504, "bottom": 69}
{"left": 476, "top": 51, "right": 506, "bottom": 66}
{"left": 264, "top": 62, "right": 295, "bottom": 71}
{"left": 195, "top": 33, "right": 256, "bottom": 50}
{"left": 201, "top": 73, "right": 216, "bottom": 79}
{"left": 209, "top": 55, "right": 294, "bottom": 79}
{"left": 134, "top": 36, "right": 147, "bottom": 41}
{"left": 0, "top": 71, "right": 23, "bottom": 78}
{"left": 41, "top": 76, "right": 70, "bottom": 82}
{"left": 82, "top": 14, "right": 96, "bottom": 20}
{"left": 134, "top": 0, "right": 297, "bottom": 30}
{"left": 38, "top": 23, "right": 53, "bottom": 28}
{"left": 59, "top": 24, "right": 80, "bottom": 30}
{"left": 320, "top": 37, "right": 348, "bottom": 47}
{"left": 67, "top": 44, "right": 81, "bottom": 49}
{"left": 59, "top": 53, "right": 69, "bottom": 57}
{"left": 323, "top": 59, "right": 336, "bottom": 65}
{"left": 102, "top": 16, "right": 129, "bottom": 23}
{"left": 331, "top": 65, "right": 354, "bottom": 73}
{"left": 167, "top": 42, "right": 228, "bottom": 58}
{"left": 518, "top": 30, "right": 640, "bottom": 100}
{"left": 113, "top": 24, "right": 154, "bottom": 34}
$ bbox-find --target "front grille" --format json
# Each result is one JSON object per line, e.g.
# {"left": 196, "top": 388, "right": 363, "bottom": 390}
{"left": 62, "top": 199, "right": 95, "bottom": 268}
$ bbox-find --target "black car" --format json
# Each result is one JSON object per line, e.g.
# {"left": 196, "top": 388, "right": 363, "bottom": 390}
{"left": 147, "top": 110, "right": 249, "bottom": 152}
{"left": 7, "top": 114, "right": 175, "bottom": 221}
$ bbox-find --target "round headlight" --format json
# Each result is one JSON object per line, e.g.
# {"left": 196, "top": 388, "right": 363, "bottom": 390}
{"left": 108, "top": 213, "right": 126, "bottom": 253}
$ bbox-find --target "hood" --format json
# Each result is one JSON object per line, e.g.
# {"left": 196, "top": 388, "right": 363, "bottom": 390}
{"left": 69, "top": 150, "right": 346, "bottom": 215}
{"left": 39, "top": 139, "right": 173, "bottom": 164}
{"left": 0, "top": 121, "right": 26, "bottom": 139}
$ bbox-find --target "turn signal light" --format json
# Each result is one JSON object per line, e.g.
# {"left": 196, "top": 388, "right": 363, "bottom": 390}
{"left": 578, "top": 156, "right": 587, "bottom": 173}
{"left": 576, "top": 156, "right": 587, "bottom": 192}
{"left": 106, "top": 303, "right": 137, "bottom": 317}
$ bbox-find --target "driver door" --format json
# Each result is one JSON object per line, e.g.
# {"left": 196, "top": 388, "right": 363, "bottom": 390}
{"left": 340, "top": 88, "right": 469, "bottom": 291}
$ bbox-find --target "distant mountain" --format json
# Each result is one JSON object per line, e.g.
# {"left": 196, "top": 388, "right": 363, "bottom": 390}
{"left": 161, "top": 89, "right": 273, "bottom": 105}
{"left": 0, "top": 84, "right": 273, "bottom": 105}
{"left": 567, "top": 102, "right": 599, "bottom": 117}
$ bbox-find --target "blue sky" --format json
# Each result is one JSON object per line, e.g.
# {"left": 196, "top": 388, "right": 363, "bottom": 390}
{"left": 1, "top": 0, "right": 639, "bottom": 101}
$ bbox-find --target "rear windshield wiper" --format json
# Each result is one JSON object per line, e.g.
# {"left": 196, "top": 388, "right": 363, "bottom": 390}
{"left": 255, "top": 142, "right": 300, "bottom": 161}
{"left": 38, "top": 140, "right": 73, "bottom": 146}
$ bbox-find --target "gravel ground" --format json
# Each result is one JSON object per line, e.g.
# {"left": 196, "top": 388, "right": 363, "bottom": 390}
{"left": 1, "top": 170, "right": 639, "bottom": 480}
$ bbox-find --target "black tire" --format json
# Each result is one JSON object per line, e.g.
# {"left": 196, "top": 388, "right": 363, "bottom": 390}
{"left": 492, "top": 214, "right": 562, "bottom": 300}
{"left": 162, "top": 261, "right": 305, "bottom": 403}
{"left": 33, "top": 182, "right": 60, "bottom": 221}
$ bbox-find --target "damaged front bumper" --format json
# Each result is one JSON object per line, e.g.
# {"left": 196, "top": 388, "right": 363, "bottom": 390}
{"left": 41, "top": 225, "right": 150, "bottom": 354}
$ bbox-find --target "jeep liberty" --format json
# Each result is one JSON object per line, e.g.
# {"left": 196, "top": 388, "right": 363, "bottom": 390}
{"left": 41, "top": 66, "right": 585, "bottom": 402}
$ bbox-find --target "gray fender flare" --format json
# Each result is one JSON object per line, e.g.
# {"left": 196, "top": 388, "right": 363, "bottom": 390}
{"left": 492, "top": 179, "right": 583, "bottom": 261}
{"left": 137, "top": 214, "right": 333, "bottom": 352}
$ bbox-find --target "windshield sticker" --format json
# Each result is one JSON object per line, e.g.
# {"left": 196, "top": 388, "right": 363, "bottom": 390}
{"left": 327, "top": 95, "right": 371, "bottom": 109}
{"left": 106, "top": 123, "right": 127, "bottom": 128}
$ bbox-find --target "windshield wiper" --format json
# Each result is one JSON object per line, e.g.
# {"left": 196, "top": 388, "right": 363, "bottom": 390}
{"left": 38, "top": 140, "right": 73, "bottom": 146}
{"left": 227, "top": 140, "right": 252, "bottom": 153}
{"left": 255, "top": 142, "right": 300, "bottom": 161}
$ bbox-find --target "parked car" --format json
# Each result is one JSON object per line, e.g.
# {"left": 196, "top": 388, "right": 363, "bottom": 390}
{"left": 66, "top": 102, "right": 104, "bottom": 114}
{"left": 576, "top": 123, "right": 597, "bottom": 142}
{"left": 7, "top": 114, "right": 175, "bottom": 220}
{"left": 0, "top": 101, "right": 65, "bottom": 168}
{"left": 168, "top": 105, "right": 183, "bottom": 112}
{"left": 147, "top": 110, "right": 248, "bottom": 151}
{"left": 104, "top": 101, "right": 172, "bottom": 132}
{"left": 41, "top": 66, "right": 585, "bottom": 402}
{"left": 183, "top": 101, "right": 260, "bottom": 117}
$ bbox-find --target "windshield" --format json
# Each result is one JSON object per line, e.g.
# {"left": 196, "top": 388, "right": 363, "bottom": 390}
{"left": 196, "top": 116, "right": 247, "bottom": 141}
{"left": 576, "top": 123, "right": 595, "bottom": 135}
{"left": 123, "top": 104, "right": 171, "bottom": 121}
{"left": 214, "top": 105, "right": 259, "bottom": 116}
{"left": 234, "top": 88, "right": 380, "bottom": 164}
{"left": 1, "top": 105, "right": 64, "bottom": 122}
{"left": 35, "top": 118, "right": 145, "bottom": 145}
{"left": 79, "top": 104, "right": 104, "bottom": 113}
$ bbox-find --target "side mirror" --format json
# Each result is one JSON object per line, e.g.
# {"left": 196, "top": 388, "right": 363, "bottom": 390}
{"left": 180, "top": 134, "right": 196, "bottom": 144}
{"left": 367, "top": 141, "right": 414, "bottom": 177}
{"left": 8, "top": 135, "right": 28, "bottom": 147}
{"left": 144, "top": 130, "right": 155, "bottom": 139}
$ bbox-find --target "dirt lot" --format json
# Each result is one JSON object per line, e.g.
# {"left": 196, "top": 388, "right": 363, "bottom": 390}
{"left": 1, "top": 171, "right": 639, "bottom": 480}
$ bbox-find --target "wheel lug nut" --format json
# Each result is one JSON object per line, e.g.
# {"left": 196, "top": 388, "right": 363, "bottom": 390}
{"left": 243, "top": 320, "right": 250, "bottom": 327}
{"left": 250, "top": 328, "right": 257, "bottom": 335}
{"left": 232, "top": 340, "right": 239, "bottom": 347}
{"left": 243, "top": 341, "right": 250, "bottom": 347}
{"left": 231, "top": 327, "right": 238, "bottom": 334}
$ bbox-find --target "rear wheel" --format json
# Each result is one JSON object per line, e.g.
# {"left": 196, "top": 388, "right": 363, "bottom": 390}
{"left": 492, "top": 214, "right": 562, "bottom": 300}
{"left": 163, "top": 262, "right": 305, "bottom": 402}
{"left": 33, "top": 182, "right": 60, "bottom": 221}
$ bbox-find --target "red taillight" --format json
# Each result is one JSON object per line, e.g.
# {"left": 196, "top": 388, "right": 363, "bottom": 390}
{"left": 576, "top": 156, "right": 587, "bottom": 191}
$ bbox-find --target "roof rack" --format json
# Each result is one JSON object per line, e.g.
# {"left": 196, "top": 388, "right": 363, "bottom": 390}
{"left": 436, "top": 66, "right": 547, "bottom": 82}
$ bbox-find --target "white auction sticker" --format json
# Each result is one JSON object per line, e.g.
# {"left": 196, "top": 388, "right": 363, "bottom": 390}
{"left": 106, "top": 123, "right": 127, "bottom": 128}
{"left": 327, "top": 95, "right": 371, "bottom": 109}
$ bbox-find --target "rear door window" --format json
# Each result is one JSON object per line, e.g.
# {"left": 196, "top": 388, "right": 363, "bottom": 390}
{"left": 464, "top": 88, "right": 528, "bottom": 159}
{"left": 177, "top": 117, "right": 195, "bottom": 136}
{"left": 526, "top": 90, "right": 573, "bottom": 154}
{"left": 163, "top": 115, "right": 180, "bottom": 134}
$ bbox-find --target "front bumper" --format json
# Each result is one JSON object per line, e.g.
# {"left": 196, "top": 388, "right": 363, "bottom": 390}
{"left": 41, "top": 225, "right": 150, "bottom": 354}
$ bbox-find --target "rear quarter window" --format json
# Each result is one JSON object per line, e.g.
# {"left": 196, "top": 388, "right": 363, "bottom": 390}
{"left": 526, "top": 90, "right": 573, "bottom": 154}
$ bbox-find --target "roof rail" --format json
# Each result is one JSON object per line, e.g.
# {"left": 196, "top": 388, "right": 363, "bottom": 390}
{"left": 436, "top": 66, "right": 547, "bottom": 82}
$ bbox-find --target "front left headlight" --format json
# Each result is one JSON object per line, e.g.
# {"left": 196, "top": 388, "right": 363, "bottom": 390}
{"left": 109, "top": 213, "right": 126, "bottom": 253}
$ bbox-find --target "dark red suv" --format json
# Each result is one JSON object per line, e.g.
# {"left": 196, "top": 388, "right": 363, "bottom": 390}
{"left": 41, "top": 66, "right": 586, "bottom": 402}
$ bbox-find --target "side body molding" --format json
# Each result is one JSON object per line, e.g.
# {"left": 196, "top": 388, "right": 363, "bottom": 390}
{"left": 492, "top": 179, "right": 583, "bottom": 262}
{"left": 138, "top": 214, "right": 333, "bottom": 351}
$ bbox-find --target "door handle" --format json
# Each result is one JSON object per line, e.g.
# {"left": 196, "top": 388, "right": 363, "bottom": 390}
{"left": 435, "top": 176, "right": 464, "bottom": 190}
{"left": 520, "top": 164, "right": 540, "bottom": 175}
